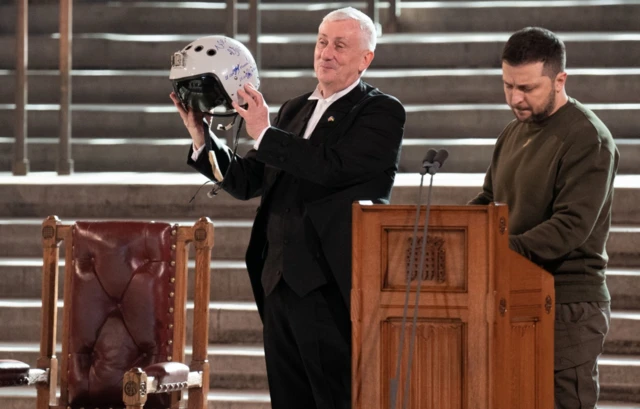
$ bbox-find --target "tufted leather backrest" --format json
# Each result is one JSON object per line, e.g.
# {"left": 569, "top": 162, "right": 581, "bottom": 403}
{"left": 66, "top": 221, "right": 179, "bottom": 408}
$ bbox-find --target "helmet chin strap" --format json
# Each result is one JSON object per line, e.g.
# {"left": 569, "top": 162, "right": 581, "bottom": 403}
{"left": 207, "top": 109, "right": 238, "bottom": 131}
{"left": 217, "top": 119, "right": 236, "bottom": 131}
{"left": 211, "top": 102, "right": 245, "bottom": 131}
{"left": 188, "top": 112, "right": 243, "bottom": 204}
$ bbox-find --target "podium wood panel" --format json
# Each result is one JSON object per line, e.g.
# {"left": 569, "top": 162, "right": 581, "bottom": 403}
{"left": 351, "top": 203, "right": 554, "bottom": 409}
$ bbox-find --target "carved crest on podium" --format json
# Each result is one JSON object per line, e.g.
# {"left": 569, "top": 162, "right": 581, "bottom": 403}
{"left": 405, "top": 236, "right": 446, "bottom": 283}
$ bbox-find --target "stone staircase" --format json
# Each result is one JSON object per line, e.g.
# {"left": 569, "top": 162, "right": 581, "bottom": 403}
{"left": 0, "top": 0, "right": 638, "bottom": 407}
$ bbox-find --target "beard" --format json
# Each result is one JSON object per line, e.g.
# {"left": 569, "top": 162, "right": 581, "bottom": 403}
{"left": 512, "top": 89, "right": 556, "bottom": 124}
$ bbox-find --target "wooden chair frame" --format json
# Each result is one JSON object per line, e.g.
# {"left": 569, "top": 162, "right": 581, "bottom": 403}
{"left": 27, "top": 215, "right": 214, "bottom": 409}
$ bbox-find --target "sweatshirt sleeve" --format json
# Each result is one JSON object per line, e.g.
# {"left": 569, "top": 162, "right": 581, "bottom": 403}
{"left": 509, "top": 137, "right": 617, "bottom": 264}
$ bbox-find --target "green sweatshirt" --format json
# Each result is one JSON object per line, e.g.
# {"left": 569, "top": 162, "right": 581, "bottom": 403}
{"left": 470, "top": 98, "right": 619, "bottom": 303}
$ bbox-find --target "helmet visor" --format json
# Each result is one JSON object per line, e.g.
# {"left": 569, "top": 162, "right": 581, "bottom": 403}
{"left": 172, "top": 74, "right": 233, "bottom": 113}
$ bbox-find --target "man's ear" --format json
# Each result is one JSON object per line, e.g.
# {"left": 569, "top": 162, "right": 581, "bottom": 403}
{"left": 555, "top": 71, "right": 567, "bottom": 92}
{"left": 359, "top": 50, "right": 375, "bottom": 73}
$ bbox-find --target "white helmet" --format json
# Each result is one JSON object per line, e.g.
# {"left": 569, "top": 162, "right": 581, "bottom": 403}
{"left": 169, "top": 35, "right": 260, "bottom": 113}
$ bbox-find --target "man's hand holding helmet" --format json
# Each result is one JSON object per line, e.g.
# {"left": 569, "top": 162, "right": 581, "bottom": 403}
{"left": 169, "top": 92, "right": 208, "bottom": 149}
{"left": 233, "top": 83, "right": 271, "bottom": 141}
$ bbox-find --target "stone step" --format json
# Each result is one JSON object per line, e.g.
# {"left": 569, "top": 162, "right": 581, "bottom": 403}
{"left": 0, "top": 342, "right": 268, "bottom": 390}
{"left": 1, "top": 340, "right": 639, "bottom": 396}
{"left": 0, "top": 257, "right": 637, "bottom": 314}
{"left": 0, "top": 395, "right": 636, "bottom": 409}
{"left": 1, "top": 1, "right": 640, "bottom": 34}
{"left": 0, "top": 257, "right": 253, "bottom": 302}
{"left": 3, "top": 68, "right": 640, "bottom": 105}
{"left": 0, "top": 216, "right": 638, "bottom": 265}
{"left": 0, "top": 343, "right": 638, "bottom": 400}
{"left": 1, "top": 33, "right": 640, "bottom": 70}
{"left": 0, "top": 299, "right": 262, "bottom": 344}
{"left": 0, "top": 218, "right": 252, "bottom": 259}
{"left": 607, "top": 269, "right": 640, "bottom": 310}
{"left": 1, "top": 173, "right": 639, "bottom": 224}
{"left": 608, "top": 227, "right": 640, "bottom": 267}
{"left": 0, "top": 387, "right": 271, "bottom": 409}
{"left": 399, "top": 138, "right": 640, "bottom": 175}
{"left": 607, "top": 311, "right": 640, "bottom": 355}
{"left": 1, "top": 102, "right": 639, "bottom": 140}
{"left": 389, "top": 174, "right": 640, "bottom": 226}
{"left": 1, "top": 137, "right": 639, "bottom": 175}
{"left": 1, "top": 300, "right": 639, "bottom": 353}
{"left": 599, "top": 355, "right": 640, "bottom": 403}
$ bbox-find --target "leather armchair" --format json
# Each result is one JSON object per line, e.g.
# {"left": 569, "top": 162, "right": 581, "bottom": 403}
{"left": 0, "top": 216, "right": 214, "bottom": 409}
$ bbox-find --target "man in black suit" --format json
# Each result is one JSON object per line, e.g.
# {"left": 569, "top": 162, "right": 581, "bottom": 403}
{"left": 171, "top": 7, "right": 405, "bottom": 409}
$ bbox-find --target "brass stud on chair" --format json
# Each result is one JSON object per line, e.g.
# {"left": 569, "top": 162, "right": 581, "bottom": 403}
{"left": 168, "top": 323, "right": 174, "bottom": 329}
{"left": 171, "top": 244, "right": 176, "bottom": 250}
{"left": 170, "top": 260, "right": 176, "bottom": 267}
{"left": 167, "top": 355, "right": 173, "bottom": 361}
{"left": 171, "top": 230, "right": 177, "bottom": 236}
{"left": 169, "top": 292, "right": 175, "bottom": 298}
{"left": 169, "top": 307, "right": 174, "bottom": 313}
{"left": 170, "top": 277, "right": 175, "bottom": 283}
{"left": 168, "top": 339, "right": 173, "bottom": 345}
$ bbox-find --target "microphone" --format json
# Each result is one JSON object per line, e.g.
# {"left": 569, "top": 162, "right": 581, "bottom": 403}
{"left": 419, "top": 149, "right": 437, "bottom": 175}
{"left": 422, "top": 148, "right": 449, "bottom": 175}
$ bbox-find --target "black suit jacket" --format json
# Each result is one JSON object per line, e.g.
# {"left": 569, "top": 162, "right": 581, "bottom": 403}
{"left": 188, "top": 80, "right": 406, "bottom": 318}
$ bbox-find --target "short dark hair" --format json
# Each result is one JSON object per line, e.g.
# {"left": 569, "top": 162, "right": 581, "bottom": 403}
{"left": 502, "top": 27, "right": 566, "bottom": 78}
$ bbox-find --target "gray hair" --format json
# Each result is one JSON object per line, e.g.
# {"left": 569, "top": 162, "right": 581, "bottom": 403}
{"left": 321, "top": 7, "right": 377, "bottom": 51}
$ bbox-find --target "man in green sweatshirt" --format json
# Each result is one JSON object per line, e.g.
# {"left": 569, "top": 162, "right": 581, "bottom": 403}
{"left": 469, "top": 27, "right": 619, "bottom": 408}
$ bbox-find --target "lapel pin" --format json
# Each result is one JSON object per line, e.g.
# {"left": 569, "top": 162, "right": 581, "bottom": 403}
{"left": 328, "top": 116, "right": 335, "bottom": 122}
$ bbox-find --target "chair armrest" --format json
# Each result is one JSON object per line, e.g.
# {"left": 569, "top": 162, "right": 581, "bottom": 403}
{"left": 0, "top": 360, "right": 30, "bottom": 386}
{"left": 123, "top": 364, "right": 202, "bottom": 408}
{"left": 143, "top": 362, "right": 189, "bottom": 386}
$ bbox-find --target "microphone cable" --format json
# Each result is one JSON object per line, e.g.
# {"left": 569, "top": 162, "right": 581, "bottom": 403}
{"left": 389, "top": 148, "right": 436, "bottom": 409}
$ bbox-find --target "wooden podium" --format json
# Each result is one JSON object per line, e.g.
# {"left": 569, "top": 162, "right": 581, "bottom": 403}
{"left": 351, "top": 203, "right": 554, "bottom": 409}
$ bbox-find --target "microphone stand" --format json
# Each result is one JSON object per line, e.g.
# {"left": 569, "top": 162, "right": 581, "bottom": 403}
{"left": 389, "top": 149, "right": 448, "bottom": 409}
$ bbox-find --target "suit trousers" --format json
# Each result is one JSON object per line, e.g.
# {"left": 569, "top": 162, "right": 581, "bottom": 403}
{"left": 554, "top": 301, "right": 611, "bottom": 409}
{"left": 263, "top": 279, "right": 351, "bottom": 409}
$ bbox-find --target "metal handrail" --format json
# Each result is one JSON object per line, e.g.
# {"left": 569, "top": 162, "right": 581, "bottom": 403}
{"left": 367, "top": 0, "right": 381, "bottom": 34}
{"left": 58, "top": 0, "right": 73, "bottom": 175}
{"left": 367, "top": 0, "right": 401, "bottom": 33}
{"left": 248, "top": 0, "right": 261, "bottom": 70}
{"left": 9, "top": 0, "right": 275, "bottom": 176}
{"left": 387, "top": 0, "right": 401, "bottom": 33}
{"left": 13, "top": 0, "right": 29, "bottom": 175}
{"left": 226, "top": 0, "right": 237, "bottom": 39}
